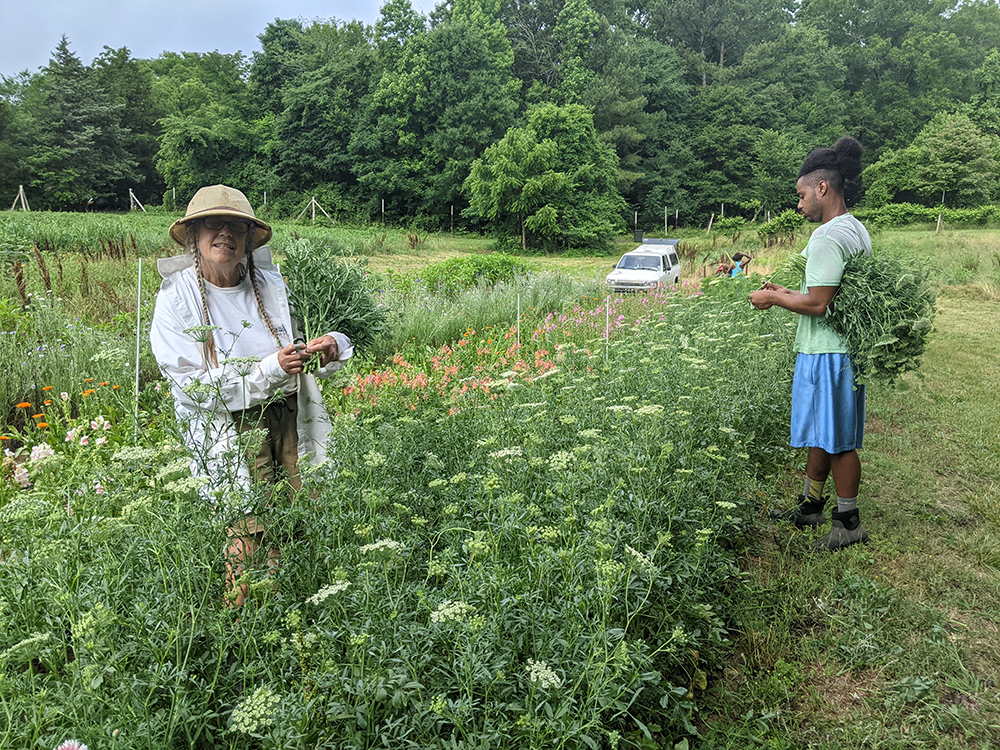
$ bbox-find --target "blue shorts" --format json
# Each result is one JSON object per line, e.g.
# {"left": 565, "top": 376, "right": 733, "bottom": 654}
{"left": 790, "top": 353, "right": 865, "bottom": 454}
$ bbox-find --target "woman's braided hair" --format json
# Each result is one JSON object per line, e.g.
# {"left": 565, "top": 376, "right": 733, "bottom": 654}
{"left": 185, "top": 221, "right": 283, "bottom": 368}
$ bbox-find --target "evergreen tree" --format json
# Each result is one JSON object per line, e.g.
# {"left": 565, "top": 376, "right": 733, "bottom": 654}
{"left": 23, "top": 37, "right": 138, "bottom": 210}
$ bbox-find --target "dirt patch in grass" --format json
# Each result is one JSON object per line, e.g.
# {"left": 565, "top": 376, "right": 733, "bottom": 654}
{"left": 804, "top": 664, "right": 879, "bottom": 718}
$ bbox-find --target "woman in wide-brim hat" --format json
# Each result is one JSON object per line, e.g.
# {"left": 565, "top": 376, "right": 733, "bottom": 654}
{"left": 151, "top": 184, "right": 354, "bottom": 606}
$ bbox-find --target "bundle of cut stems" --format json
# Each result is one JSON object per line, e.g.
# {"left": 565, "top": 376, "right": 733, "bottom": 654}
{"left": 782, "top": 251, "right": 936, "bottom": 385}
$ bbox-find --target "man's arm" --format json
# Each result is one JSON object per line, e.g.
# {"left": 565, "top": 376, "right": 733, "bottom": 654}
{"left": 749, "top": 283, "right": 837, "bottom": 316}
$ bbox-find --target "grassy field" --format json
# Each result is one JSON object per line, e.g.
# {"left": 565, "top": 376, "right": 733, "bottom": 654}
{"left": 698, "top": 296, "right": 1000, "bottom": 749}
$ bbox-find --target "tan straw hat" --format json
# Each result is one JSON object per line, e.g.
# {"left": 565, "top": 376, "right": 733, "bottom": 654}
{"left": 169, "top": 185, "right": 272, "bottom": 249}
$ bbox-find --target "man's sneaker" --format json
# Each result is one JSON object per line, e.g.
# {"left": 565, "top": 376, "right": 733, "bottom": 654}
{"left": 769, "top": 495, "right": 826, "bottom": 528}
{"left": 813, "top": 509, "right": 869, "bottom": 551}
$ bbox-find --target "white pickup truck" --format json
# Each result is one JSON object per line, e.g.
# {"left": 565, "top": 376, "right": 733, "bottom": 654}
{"left": 605, "top": 239, "right": 682, "bottom": 293}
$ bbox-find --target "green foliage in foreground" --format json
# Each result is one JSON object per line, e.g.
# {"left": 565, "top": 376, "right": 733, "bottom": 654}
{"left": 0, "top": 285, "right": 797, "bottom": 749}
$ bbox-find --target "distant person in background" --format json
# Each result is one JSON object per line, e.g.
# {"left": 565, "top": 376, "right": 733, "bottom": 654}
{"left": 730, "top": 252, "right": 751, "bottom": 277}
{"left": 150, "top": 184, "right": 353, "bottom": 605}
{"left": 749, "top": 137, "right": 872, "bottom": 550}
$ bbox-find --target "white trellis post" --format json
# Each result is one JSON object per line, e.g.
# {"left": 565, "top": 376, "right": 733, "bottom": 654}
{"left": 133, "top": 259, "right": 143, "bottom": 442}
{"left": 129, "top": 188, "right": 146, "bottom": 212}
{"left": 517, "top": 293, "right": 521, "bottom": 350}
{"left": 605, "top": 296, "right": 610, "bottom": 360}
{"left": 295, "top": 197, "right": 333, "bottom": 224}
{"left": 10, "top": 185, "right": 30, "bottom": 211}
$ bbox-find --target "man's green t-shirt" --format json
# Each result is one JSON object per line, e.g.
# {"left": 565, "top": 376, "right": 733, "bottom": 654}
{"left": 793, "top": 213, "right": 872, "bottom": 354}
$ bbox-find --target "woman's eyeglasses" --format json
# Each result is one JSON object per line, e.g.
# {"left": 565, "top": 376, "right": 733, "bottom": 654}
{"left": 202, "top": 217, "right": 253, "bottom": 234}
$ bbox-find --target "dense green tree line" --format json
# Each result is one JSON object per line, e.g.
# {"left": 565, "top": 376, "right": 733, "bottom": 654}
{"left": 2, "top": 0, "right": 1000, "bottom": 248}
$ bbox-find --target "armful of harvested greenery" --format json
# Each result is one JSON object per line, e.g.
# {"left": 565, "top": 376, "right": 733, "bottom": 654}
{"left": 786, "top": 250, "right": 935, "bottom": 385}
{"left": 281, "top": 238, "right": 388, "bottom": 371}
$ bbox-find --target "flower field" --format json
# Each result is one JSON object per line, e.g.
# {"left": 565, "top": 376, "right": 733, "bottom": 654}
{"left": 1, "top": 228, "right": 799, "bottom": 749}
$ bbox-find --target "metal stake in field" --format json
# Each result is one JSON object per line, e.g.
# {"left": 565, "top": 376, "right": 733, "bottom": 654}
{"left": 517, "top": 293, "right": 521, "bottom": 350}
{"left": 134, "top": 259, "right": 143, "bottom": 443}
{"left": 605, "top": 295, "right": 610, "bottom": 360}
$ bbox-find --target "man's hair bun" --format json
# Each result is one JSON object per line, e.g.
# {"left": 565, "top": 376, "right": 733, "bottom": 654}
{"left": 799, "top": 136, "right": 864, "bottom": 188}
{"left": 832, "top": 136, "right": 864, "bottom": 182}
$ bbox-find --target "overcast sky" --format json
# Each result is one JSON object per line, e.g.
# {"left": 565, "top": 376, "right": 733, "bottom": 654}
{"left": 0, "top": 0, "right": 439, "bottom": 78}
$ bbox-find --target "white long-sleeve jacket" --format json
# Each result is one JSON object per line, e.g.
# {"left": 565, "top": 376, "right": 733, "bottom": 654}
{"left": 150, "top": 245, "right": 352, "bottom": 498}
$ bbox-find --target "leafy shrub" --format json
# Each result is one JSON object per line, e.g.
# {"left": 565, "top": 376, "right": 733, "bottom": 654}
{"left": 712, "top": 216, "right": 747, "bottom": 243}
{"left": 854, "top": 203, "right": 938, "bottom": 229}
{"left": 418, "top": 253, "right": 532, "bottom": 295}
{"left": 853, "top": 203, "right": 1000, "bottom": 229}
{"left": 757, "top": 210, "right": 804, "bottom": 246}
{"left": 281, "top": 238, "right": 388, "bottom": 352}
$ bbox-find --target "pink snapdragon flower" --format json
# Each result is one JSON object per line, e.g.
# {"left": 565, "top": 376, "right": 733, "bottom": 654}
{"left": 29, "top": 443, "right": 55, "bottom": 462}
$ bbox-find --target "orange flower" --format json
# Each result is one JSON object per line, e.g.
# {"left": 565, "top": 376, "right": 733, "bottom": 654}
{"left": 16, "top": 402, "right": 31, "bottom": 408}
{"left": 37, "top": 422, "right": 49, "bottom": 429}
{"left": 0, "top": 435, "right": 9, "bottom": 441}
{"left": 31, "top": 413, "right": 44, "bottom": 420}
{"left": 99, "top": 381, "right": 109, "bottom": 386}
{"left": 43, "top": 399, "right": 52, "bottom": 405}
{"left": 42, "top": 385, "right": 53, "bottom": 391}
{"left": 84, "top": 378, "right": 94, "bottom": 383}
{"left": 112, "top": 385, "right": 120, "bottom": 390}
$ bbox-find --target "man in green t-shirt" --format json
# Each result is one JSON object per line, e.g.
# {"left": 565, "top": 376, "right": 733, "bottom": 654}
{"left": 750, "top": 136, "right": 872, "bottom": 550}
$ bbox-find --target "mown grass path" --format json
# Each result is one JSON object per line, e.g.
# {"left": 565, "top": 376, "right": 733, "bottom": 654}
{"left": 702, "top": 297, "right": 1000, "bottom": 749}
